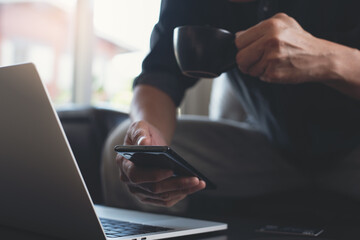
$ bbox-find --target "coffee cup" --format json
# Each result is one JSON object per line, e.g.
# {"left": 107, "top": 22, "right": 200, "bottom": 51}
{"left": 173, "top": 25, "right": 237, "bottom": 78}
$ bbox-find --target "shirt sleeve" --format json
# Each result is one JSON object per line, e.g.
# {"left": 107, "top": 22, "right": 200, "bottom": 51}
{"left": 339, "top": 2, "right": 360, "bottom": 49}
{"left": 324, "top": 1, "right": 360, "bottom": 49}
{"left": 133, "top": 0, "right": 221, "bottom": 107}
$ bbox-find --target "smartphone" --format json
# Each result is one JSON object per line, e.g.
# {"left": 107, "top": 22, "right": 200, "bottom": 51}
{"left": 114, "top": 145, "right": 216, "bottom": 189}
{"left": 256, "top": 225, "right": 324, "bottom": 237}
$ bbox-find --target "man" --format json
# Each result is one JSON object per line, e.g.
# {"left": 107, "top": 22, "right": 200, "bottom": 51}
{"left": 102, "top": 0, "right": 360, "bottom": 213}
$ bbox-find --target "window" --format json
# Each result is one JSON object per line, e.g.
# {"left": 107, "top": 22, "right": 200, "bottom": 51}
{"left": 0, "top": 0, "right": 76, "bottom": 105}
{"left": 0, "top": 0, "right": 161, "bottom": 111}
{"left": 92, "top": 0, "right": 161, "bottom": 112}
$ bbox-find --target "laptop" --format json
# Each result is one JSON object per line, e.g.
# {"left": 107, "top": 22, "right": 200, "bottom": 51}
{"left": 0, "top": 63, "right": 227, "bottom": 240}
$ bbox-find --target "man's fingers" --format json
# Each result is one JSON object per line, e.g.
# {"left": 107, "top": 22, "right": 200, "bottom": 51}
{"left": 115, "top": 154, "right": 129, "bottom": 182}
{"left": 121, "top": 158, "right": 173, "bottom": 184}
{"left": 119, "top": 168, "right": 129, "bottom": 182}
{"left": 246, "top": 47, "right": 273, "bottom": 77}
{"left": 129, "top": 179, "right": 205, "bottom": 200}
{"left": 128, "top": 185, "right": 177, "bottom": 201}
{"left": 236, "top": 36, "right": 266, "bottom": 74}
{"left": 129, "top": 181, "right": 206, "bottom": 207}
{"left": 235, "top": 22, "right": 266, "bottom": 50}
{"left": 141, "top": 195, "right": 187, "bottom": 208}
{"left": 115, "top": 153, "right": 123, "bottom": 165}
{"left": 139, "top": 176, "right": 201, "bottom": 194}
{"left": 235, "top": 13, "right": 296, "bottom": 51}
{"left": 132, "top": 128, "right": 151, "bottom": 145}
{"left": 137, "top": 136, "right": 147, "bottom": 145}
{"left": 142, "top": 182, "right": 206, "bottom": 207}
{"left": 124, "top": 121, "right": 152, "bottom": 146}
{"left": 272, "top": 13, "right": 302, "bottom": 29}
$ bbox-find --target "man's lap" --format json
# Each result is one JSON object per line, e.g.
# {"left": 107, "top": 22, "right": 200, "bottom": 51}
{"left": 101, "top": 116, "right": 360, "bottom": 214}
{"left": 170, "top": 116, "right": 310, "bottom": 197}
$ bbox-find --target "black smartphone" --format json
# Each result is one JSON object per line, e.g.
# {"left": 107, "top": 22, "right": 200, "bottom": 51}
{"left": 114, "top": 145, "right": 216, "bottom": 189}
{"left": 256, "top": 225, "right": 324, "bottom": 237}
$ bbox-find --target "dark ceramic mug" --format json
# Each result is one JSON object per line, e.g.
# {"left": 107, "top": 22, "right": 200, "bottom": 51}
{"left": 173, "top": 25, "right": 237, "bottom": 78}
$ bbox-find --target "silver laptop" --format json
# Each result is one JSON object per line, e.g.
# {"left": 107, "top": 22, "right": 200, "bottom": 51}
{"left": 0, "top": 63, "right": 227, "bottom": 240}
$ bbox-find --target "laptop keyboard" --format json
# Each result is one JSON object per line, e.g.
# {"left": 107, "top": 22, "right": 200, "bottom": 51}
{"left": 100, "top": 218, "right": 172, "bottom": 238}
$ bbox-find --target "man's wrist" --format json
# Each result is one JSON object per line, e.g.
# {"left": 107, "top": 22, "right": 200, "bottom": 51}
{"left": 325, "top": 44, "right": 360, "bottom": 85}
{"left": 322, "top": 43, "right": 360, "bottom": 99}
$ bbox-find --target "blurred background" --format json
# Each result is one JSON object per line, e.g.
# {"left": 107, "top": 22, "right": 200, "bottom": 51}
{"left": 0, "top": 0, "right": 161, "bottom": 112}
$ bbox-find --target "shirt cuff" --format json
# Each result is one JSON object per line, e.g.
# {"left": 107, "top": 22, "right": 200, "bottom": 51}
{"left": 133, "top": 71, "right": 197, "bottom": 107}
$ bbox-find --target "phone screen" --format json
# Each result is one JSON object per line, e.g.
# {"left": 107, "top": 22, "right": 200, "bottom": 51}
{"left": 114, "top": 145, "right": 216, "bottom": 189}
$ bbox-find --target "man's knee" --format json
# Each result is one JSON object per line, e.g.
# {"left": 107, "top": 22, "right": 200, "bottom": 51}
{"left": 102, "top": 118, "right": 131, "bottom": 175}
{"left": 104, "top": 118, "right": 131, "bottom": 153}
{"left": 101, "top": 118, "right": 131, "bottom": 205}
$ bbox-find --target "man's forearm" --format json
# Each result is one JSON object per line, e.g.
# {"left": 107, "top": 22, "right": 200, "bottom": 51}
{"left": 130, "top": 84, "right": 177, "bottom": 144}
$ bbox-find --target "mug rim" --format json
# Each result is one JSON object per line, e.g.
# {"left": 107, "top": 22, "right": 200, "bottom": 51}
{"left": 174, "top": 25, "right": 233, "bottom": 36}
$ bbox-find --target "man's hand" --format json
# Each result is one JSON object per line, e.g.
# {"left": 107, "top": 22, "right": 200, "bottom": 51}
{"left": 235, "top": 13, "right": 343, "bottom": 84}
{"left": 116, "top": 120, "right": 206, "bottom": 207}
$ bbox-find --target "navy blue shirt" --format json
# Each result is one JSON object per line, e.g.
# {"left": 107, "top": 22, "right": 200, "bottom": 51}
{"left": 134, "top": 0, "right": 360, "bottom": 168}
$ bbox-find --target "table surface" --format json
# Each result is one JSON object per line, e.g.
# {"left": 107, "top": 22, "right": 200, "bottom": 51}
{"left": 1, "top": 215, "right": 360, "bottom": 240}
{"left": 2, "top": 190, "right": 360, "bottom": 240}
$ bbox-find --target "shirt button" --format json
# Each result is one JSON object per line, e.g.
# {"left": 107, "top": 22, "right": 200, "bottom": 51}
{"left": 262, "top": 0, "right": 270, "bottom": 12}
